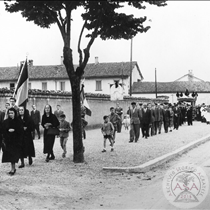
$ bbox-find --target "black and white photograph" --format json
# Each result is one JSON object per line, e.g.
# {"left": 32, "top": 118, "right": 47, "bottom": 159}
{"left": 0, "top": 1, "right": 210, "bottom": 209}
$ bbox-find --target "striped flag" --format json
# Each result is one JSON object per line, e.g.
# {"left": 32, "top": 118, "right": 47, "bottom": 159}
{"left": 80, "top": 81, "right": 92, "bottom": 116}
{"left": 13, "top": 59, "right": 29, "bottom": 107}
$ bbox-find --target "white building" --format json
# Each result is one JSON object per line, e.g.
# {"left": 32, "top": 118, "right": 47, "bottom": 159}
{"left": 0, "top": 59, "right": 143, "bottom": 97}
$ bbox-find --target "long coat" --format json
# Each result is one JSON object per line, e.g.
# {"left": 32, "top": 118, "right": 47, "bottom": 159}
{"left": 19, "top": 114, "right": 35, "bottom": 158}
{"left": 154, "top": 108, "right": 160, "bottom": 122}
{"left": 41, "top": 114, "right": 59, "bottom": 154}
{"left": 2, "top": 117, "right": 24, "bottom": 163}
{"left": 151, "top": 109, "right": 156, "bottom": 123}
{"left": 30, "top": 110, "right": 41, "bottom": 125}
{"left": 163, "top": 109, "right": 170, "bottom": 122}
{"left": 141, "top": 108, "right": 151, "bottom": 125}
{"left": 169, "top": 110, "right": 174, "bottom": 127}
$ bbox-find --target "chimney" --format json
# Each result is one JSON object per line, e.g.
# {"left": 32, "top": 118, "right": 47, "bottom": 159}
{"left": 61, "top": 56, "right": 64, "bottom": 65}
{"left": 95, "top": 56, "right": 99, "bottom": 64}
{"left": 188, "top": 70, "right": 193, "bottom": 82}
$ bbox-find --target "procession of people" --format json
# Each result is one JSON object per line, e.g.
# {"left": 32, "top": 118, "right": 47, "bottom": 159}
{"left": 0, "top": 98, "right": 71, "bottom": 176}
{"left": 100, "top": 100, "right": 198, "bottom": 151}
{"left": 0, "top": 95, "right": 206, "bottom": 175}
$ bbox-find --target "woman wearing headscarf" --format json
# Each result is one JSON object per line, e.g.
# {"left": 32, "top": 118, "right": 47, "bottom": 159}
{"left": 18, "top": 106, "right": 35, "bottom": 168}
{"left": 1, "top": 107, "right": 24, "bottom": 175}
{"left": 41, "top": 104, "right": 59, "bottom": 162}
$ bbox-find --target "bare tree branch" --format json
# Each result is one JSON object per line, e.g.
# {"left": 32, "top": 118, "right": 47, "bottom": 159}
{"left": 44, "top": 6, "right": 66, "bottom": 45}
{"left": 78, "top": 19, "right": 87, "bottom": 66}
{"left": 82, "top": 18, "right": 101, "bottom": 68}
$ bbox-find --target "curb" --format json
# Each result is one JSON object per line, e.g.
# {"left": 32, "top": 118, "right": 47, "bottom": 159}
{"left": 103, "top": 134, "right": 210, "bottom": 173}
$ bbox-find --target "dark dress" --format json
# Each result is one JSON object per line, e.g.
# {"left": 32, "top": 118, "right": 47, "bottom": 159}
{"left": 41, "top": 114, "right": 59, "bottom": 154}
{"left": 19, "top": 115, "right": 35, "bottom": 158}
{"left": 2, "top": 117, "right": 24, "bottom": 163}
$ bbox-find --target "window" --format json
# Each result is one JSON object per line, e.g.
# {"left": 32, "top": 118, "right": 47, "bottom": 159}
{"left": 28, "top": 83, "right": 31, "bottom": 89}
{"left": 96, "top": 80, "right": 102, "bottom": 91}
{"left": 60, "top": 82, "right": 65, "bottom": 91}
{"left": 10, "top": 83, "right": 15, "bottom": 90}
{"left": 42, "top": 82, "right": 47, "bottom": 90}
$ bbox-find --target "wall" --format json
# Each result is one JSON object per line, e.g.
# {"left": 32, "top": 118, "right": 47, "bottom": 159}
{"left": 0, "top": 91, "right": 167, "bottom": 129}
{"left": 0, "top": 82, "right": 10, "bottom": 89}
{"left": 132, "top": 65, "right": 141, "bottom": 83}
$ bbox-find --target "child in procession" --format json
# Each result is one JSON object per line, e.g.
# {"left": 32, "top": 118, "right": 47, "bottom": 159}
{"left": 122, "top": 114, "right": 130, "bottom": 130}
{"left": 59, "top": 114, "right": 71, "bottom": 158}
{"left": 101, "top": 115, "right": 114, "bottom": 152}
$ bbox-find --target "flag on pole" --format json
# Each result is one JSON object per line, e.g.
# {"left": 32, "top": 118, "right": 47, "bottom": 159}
{"left": 13, "top": 59, "right": 29, "bottom": 107}
{"left": 80, "top": 81, "right": 92, "bottom": 116}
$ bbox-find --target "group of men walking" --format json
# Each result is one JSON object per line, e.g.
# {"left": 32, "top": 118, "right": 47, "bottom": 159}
{"left": 127, "top": 101, "right": 193, "bottom": 143}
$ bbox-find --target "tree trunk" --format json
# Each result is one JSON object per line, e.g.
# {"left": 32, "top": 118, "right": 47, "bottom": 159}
{"left": 63, "top": 46, "right": 84, "bottom": 163}
{"left": 71, "top": 78, "right": 84, "bottom": 163}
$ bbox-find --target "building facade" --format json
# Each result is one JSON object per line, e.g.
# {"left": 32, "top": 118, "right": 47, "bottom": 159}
{"left": 132, "top": 71, "right": 210, "bottom": 105}
{"left": 0, "top": 60, "right": 143, "bottom": 97}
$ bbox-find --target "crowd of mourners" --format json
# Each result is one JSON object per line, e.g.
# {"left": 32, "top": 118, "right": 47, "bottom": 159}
{"left": 0, "top": 97, "right": 71, "bottom": 176}
{"left": 101, "top": 101, "right": 195, "bottom": 152}
{"left": 1, "top": 96, "right": 206, "bottom": 174}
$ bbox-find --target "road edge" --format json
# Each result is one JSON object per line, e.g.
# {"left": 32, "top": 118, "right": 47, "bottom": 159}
{"left": 103, "top": 134, "right": 210, "bottom": 173}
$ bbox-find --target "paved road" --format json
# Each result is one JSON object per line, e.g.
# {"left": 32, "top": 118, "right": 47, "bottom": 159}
{"left": 88, "top": 140, "right": 210, "bottom": 210}
{"left": 1, "top": 121, "right": 210, "bottom": 209}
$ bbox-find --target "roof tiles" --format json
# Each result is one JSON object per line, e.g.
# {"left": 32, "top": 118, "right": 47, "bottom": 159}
{"left": 132, "top": 81, "right": 210, "bottom": 93}
{"left": 0, "top": 61, "right": 138, "bottom": 81}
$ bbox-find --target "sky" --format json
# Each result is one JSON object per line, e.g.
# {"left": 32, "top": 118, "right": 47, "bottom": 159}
{"left": 1, "top": 1, "right": 210, "bottom": 82}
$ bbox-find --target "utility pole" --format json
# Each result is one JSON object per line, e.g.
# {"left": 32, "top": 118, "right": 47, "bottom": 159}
{"left": 129, "top": 38, "right": 133, "bottom": 96}
{"left": 155, "top": 68, "right": 157, "bottom": 98}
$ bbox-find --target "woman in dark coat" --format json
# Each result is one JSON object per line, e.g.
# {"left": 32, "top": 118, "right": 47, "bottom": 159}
{"left": 18, "top": 106, "right": 35, "bottom": 168}
{"left": 41, "top": 104, "right": 59, "bottom": 162}
{"left": 2, "top": 107, "right": 24, "bottom": 175}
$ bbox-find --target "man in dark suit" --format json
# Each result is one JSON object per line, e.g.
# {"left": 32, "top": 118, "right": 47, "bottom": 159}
{"left": 186, "top": 104, "right": 193, "bottom": 126}
{"left": 31, "top": 104, "right": 41, "bottom": 139}
{"left": 141, "top": 103, "right": 152, "bottom": 139}
{"left": 129, "top": 102, "right": 141, "bottom": 142}
{"left": 163, "top": 104, "right": 170, "bottom": 133}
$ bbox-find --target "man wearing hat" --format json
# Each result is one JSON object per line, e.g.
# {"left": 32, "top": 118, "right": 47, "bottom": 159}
{"left": 129, "top": 102, "right": 141, "bottom": 143}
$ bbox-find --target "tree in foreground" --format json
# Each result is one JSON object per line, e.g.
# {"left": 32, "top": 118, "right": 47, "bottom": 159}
{"left": 4, "top": 0, "right": 167, "bottom": 163}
